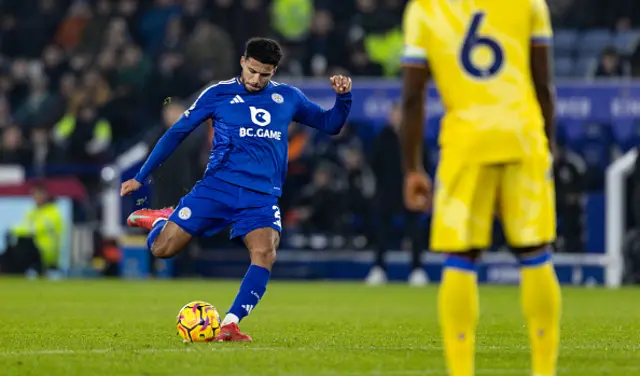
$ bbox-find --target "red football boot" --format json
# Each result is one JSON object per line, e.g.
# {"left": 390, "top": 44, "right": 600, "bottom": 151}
{"left": 214, "top": 323, "right": 253, "bottom": 342}
{"left": 126, "top": 208, "right": 174, "bottom": 230}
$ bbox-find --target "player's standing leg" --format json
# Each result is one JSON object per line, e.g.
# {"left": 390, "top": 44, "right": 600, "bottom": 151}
{"left": 438, "top": 251, "right": 480, "bottom": 376}
{"left": 517, "top": 246, "right": 561, "bottom": 376}
{"left": 216, "top": 227, "right": 279, "bottom": 342}
{"left": 501, "top": 157, "right": 561, "bottom": 376}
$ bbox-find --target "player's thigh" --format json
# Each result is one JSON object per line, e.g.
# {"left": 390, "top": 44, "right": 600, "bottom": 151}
{"left": 153, "top": 220, "right": 193, "bottom": 257}
{"left": 234, "top": 204, "right": 282, "bottom": 267}
{"left": 431, "top": 159, "right": 500, "bottom": 252}
{"left": 499, "top": 154, "right": 556, "bottom": 248}
{"left": 169, "top": 187, "right": 233, "bottom": 238}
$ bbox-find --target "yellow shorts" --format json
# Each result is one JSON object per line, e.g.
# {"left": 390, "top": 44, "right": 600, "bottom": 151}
{"left": 430, "top": 154, "right": 556, "bottom": 252}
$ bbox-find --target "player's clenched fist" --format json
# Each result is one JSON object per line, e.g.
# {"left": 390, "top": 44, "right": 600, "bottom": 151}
{"left": 330, "top": 75, "right": 352, "bottom": 94}
{"left": 404, "top": 171, "right": 432, "bottom": 212}
{"left": 120, "top": 178, "right": 142, "bottom": 197}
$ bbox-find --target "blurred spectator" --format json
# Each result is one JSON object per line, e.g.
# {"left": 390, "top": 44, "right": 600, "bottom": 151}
{"left": 0, "top": 126, "right": 30, "bottom": 166}
{"left": 7, "top": 59, "right": 31, "bottom": 112}
{"left": 116, "top": 0, "right": 142, "bottom": 45}
{"left": 102, "top": 17, "right": 134, "bottom": 52}
{"left": 368, "top": 103, "right": 428, "bottom": 286}
{"left": 341, "top": 147, "right": 375, "bottom": 239}
{"left": 52, "top": 102, "right": 112, "bottom": 165}
{"left": 55, "top": 0, "right": 92, "bottom": 51}
{"left": 151, "top": 15, "right": 185, "bottom": 56}
{"left": 347, "top": 43, "right": 383, "bottom": 76}
{"left": 184, "top": 21, "right": 234, "bottom": 84}
{"left": 272, "top": 0, "right": 312, "bottom": 43}
{"left": 147, "top": 51, "right": 196, "bottom": 114}
{"left": 593, "top": 46, "right": 631, "bottom": 78}
{"left": 293, "top": 163, "right": 347, "bottom": 233}
{"left": 315, "top": 124, "right": 362, "bottom": 166}
{"left": 42, "top": 45, "right": 68, "bottom": 91}
{"left": 554, "top": 145, "right": 586, "bottom": 253}
{"left": 1, "top": 183, "right": 64, "bottom": 276}
{"left": 15, "top": 0, "right": 62, "bottom": 58}
{"left": 0, "top": 97, "right": 14, "bottom": 129}
{"left": 29, "top": 126, "right": 63, "bottom": 177}
{"left": 14, "top": 75, "right": 57, "bottom": 129}
{"left": 147, "top": 101, "right": 206, "bottom": 208}
{"left": 281, "top": 123, "right": 314, "bottom": 216}
{"left": 235, "top": 0, "right": 271, "bottom": 56}
{"left": 140, "top": 0, "right": 180, "bottom": 53}
{"left": 182, "top": 0, "right": 207, "bottom": 36}
{"left": 116, "top": 44, "right": 152, "bottom": 95}
{"left": 304, "top": 9, "right": 344, "bottom": 77}
{"left": 78, "top": 0, "right": 113, "bottom": 55}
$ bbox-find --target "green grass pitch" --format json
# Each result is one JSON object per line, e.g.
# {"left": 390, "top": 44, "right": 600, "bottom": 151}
{"left": 0, "top": 278, "right": 639, "bottom": 375}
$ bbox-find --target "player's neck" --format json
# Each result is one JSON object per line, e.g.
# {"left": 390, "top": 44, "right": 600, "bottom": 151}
{"left": 238, "top": 76, "right": 270, "bottom": 93}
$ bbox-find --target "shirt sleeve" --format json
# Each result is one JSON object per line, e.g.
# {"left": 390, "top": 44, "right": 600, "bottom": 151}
{"left": 134, "top": 87, "right": 216, "bottom": 184}
{"left": 531, "top": 0, "right": 553, "bottom": 45}
{"left": 402, "top": 0, "right": 429, "bottom": 67}
{"left": 293, "top": 88, "right": 352, "bottom": 136}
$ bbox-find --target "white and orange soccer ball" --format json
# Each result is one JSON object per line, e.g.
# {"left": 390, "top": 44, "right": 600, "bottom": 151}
{"left": 176, "top": 301, "right": 221, "bottom": 342}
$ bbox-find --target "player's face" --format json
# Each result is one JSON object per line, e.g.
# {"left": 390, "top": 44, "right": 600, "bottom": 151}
{"left": 240, "top": 56, "right": 275, "bottom": 92}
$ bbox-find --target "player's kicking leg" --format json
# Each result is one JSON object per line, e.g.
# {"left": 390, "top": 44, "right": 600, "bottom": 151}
{"left": 215, "top": 227, "right": 279, "bottom": 342}
{"left": 127, "top": 208, "right": 193, "bottom": 259}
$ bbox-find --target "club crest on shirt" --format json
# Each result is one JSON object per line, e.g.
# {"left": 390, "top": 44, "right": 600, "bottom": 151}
{"left": 271, "top": 93, "right": 284, "bottom": 104}
{"left": 178, "top": 207, "right": 192, "bottom": 220}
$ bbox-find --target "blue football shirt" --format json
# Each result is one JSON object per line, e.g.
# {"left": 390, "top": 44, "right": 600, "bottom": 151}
{"left": 135, "top": 77, "right": 352, "bottom": 197}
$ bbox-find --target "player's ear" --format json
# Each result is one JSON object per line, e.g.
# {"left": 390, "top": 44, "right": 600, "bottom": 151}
{"left": 240, "top": 56, "right": 245, "bottom": 68}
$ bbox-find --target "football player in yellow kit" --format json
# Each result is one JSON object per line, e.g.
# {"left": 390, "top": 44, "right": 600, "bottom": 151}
{"left": 400, "top": 1, "right": 561, "bottom": 375}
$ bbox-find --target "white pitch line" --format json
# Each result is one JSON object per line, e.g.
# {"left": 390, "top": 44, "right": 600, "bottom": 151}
{"left": 0, "top": 344, "right": 637, "bottom": 357}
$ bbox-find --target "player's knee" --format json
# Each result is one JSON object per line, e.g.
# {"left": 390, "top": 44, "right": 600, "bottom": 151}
{"left": 250, "top": 245, "right": 277, "bottom": 267}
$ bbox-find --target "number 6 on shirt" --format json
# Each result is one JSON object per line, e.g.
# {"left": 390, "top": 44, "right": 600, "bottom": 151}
{"left": 460, "top": 11, "right": 505, "bottom": 79}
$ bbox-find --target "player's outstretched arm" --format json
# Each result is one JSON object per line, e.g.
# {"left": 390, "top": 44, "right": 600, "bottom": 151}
{"left": 131, "top": 93, "right": 214, "bottom": 189}
{"left": 293, "top": 75, "right": 352, "bottom": 135}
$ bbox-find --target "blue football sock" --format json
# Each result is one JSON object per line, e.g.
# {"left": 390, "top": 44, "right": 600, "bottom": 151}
{"left": 146, "top": 219, "right": 166, "bottom": 250}
{"left": 227, "top": 265, "right": 271, "bottom": 322}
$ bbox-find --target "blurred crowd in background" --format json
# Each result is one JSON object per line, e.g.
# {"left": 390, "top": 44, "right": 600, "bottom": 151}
{"left": 1, "top": 0, "right": 640, "bottom": 261}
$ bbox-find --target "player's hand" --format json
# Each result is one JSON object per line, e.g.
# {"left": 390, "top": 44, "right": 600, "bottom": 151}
{"left": 330, "top": 75, "right": 352, "bottom": 94}
{"left": 404, "top": 170, "right": 433, "bottom": 212}
{"left": 120, "top": 179, "right": 142, "bottom": 197}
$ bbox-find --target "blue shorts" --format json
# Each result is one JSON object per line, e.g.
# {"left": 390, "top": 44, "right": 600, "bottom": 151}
{"left": 169, "top": 177, "right": 281, "bottom": 240}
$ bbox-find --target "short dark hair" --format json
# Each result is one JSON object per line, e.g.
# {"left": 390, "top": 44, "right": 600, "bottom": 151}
{"left": 244, "top": 38, "right": 283, "bottom": 67}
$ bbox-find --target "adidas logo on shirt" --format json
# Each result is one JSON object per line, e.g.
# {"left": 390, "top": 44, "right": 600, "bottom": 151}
{"left": 230, "top": 95, "right": 245, "bottom": 104}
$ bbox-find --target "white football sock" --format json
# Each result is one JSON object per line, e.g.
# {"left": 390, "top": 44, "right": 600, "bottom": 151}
{"left": 221, "top": 313, "right": 239, "bottom": 326}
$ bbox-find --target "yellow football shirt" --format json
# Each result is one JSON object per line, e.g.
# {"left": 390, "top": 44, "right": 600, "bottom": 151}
{"left": 402, "top": 0, "right": 553, "bottom": 163}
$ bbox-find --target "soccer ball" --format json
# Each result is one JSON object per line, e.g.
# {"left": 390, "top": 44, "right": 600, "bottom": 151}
{"left": 176, "top": 301, "right": 221, "bottom": 342}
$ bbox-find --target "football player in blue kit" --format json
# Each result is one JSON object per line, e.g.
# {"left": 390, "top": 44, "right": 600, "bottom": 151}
{"left": 120, "top": 38, "right": 353, "bottom": 342}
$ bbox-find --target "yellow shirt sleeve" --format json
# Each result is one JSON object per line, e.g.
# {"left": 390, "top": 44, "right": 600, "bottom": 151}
{"left": 402, "top": 0, "right": 429, "bottom": 67}
{"left": 531, "top": 0, "right": 553, "bottom": 44}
